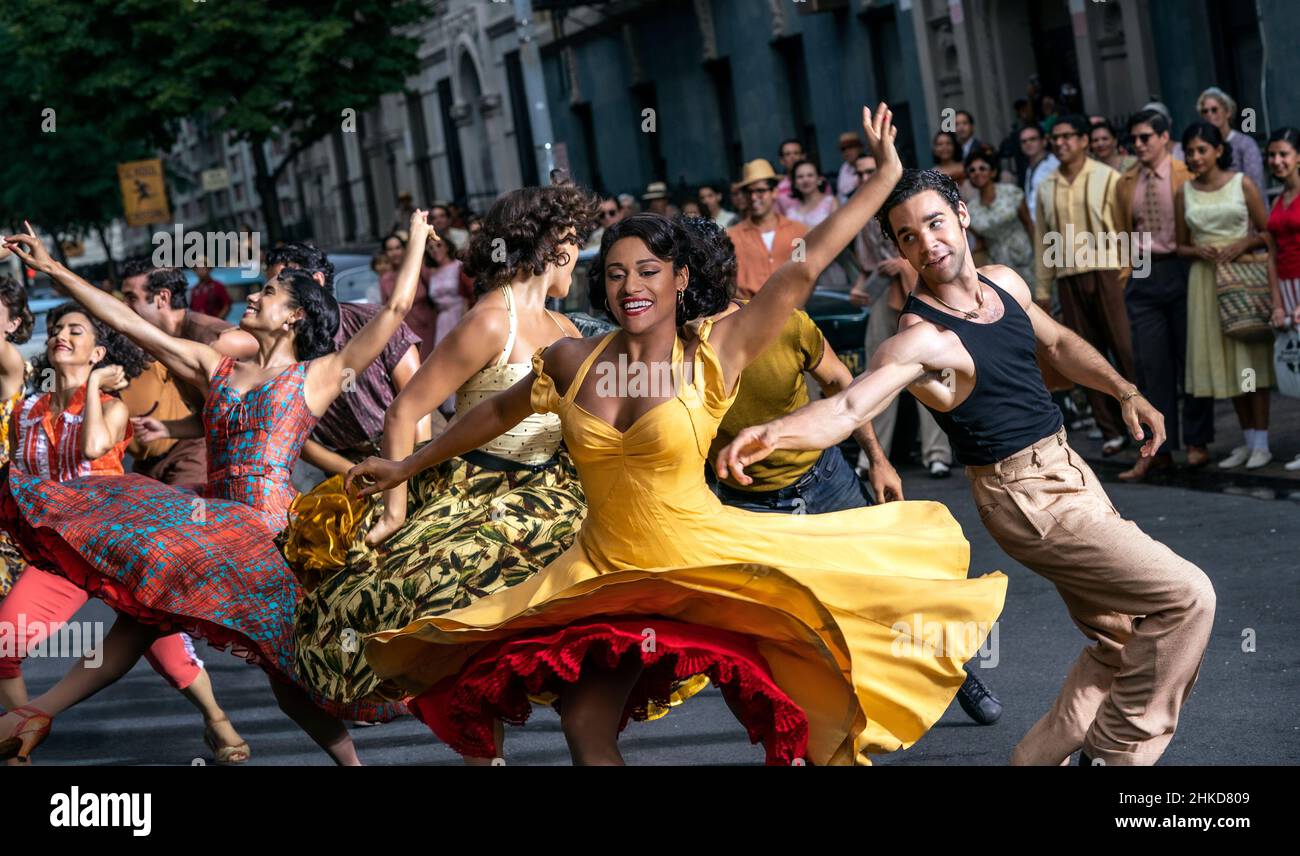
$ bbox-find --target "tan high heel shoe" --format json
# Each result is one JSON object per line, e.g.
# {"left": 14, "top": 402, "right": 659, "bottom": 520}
{"left": 0, "top": 705, "right": 52, "bottom": 762}
{"left": 203, "top": 717, "right": 251, "bottom": 765}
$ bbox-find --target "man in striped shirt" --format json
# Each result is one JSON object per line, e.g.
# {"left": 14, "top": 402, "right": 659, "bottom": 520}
{"left": 1034, "top": 114, "right": 1137, "bottom": 455}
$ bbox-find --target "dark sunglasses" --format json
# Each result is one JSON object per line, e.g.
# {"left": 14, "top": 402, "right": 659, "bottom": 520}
{"left": 1131, "top": 132, "right": 1159, "bottom": 144}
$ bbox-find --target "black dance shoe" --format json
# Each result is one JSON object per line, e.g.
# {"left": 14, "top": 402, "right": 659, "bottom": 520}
{"left": 956, "top": 665, "right": 1003, "bottom": 725}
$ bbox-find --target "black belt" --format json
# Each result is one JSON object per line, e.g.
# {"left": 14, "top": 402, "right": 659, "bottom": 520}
{"left": 461, "top": 448, "right": 560, "bottom": 474}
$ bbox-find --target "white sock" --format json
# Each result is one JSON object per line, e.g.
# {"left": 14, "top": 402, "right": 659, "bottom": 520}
{"left": 1253, "top": 430, "right": 1269, "bottom": 452}
{"left": 1243, "top": 429, "right": 1257, "bottom": 449}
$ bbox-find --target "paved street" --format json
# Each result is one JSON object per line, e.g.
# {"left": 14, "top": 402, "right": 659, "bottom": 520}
{"left": 15, "top": 462, "right": 1299, "bottom": 766}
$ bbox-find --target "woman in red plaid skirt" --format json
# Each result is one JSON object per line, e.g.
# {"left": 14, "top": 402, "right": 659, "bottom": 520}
{"left": 0, "top": 213, "right": 429, "bottom": 764}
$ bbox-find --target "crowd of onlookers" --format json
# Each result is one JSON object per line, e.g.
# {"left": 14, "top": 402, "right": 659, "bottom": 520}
{"left": 575, "top": 83, "right": 1300, "bottom": 478}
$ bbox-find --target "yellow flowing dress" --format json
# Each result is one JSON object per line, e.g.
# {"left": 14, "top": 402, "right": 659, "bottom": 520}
{"left": 366, "top": 320, "right": 1007, "bottom": 765}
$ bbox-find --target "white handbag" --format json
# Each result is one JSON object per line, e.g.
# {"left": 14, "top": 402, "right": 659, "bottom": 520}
{"left": 1275, "top": 327, "right": 1300, "bottom": 399}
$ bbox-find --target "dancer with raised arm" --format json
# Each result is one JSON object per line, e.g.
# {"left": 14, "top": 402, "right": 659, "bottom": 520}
{"left": 0, "top": 212, "right": 429, "bottom": 764}
{"left": 281, "top": 187, "right": 594, "bottom": 743}
{"left": 0, "top": 303, "right": 249, "bottom": 764}
{"left": 349, "top": 106, "right": 1006, "bottom": 766}
{"left": 717, "top": 168, "right": 1216, "bottom": 766}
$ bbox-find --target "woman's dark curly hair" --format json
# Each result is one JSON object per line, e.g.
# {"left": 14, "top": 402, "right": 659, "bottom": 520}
{"left": 588, "top": 213, "right": 735, "bottom": 327}
{"left": 30, "top": 302, "right": 150, "bottom": 394}
{"left": 276, "top": 267, "right": 340, "bottom": 361}
{"left": 0, "top": 274, "right": 35, "bottom": 344}
{"left": 464, "top": 184, "right": 600, "bottom": 295}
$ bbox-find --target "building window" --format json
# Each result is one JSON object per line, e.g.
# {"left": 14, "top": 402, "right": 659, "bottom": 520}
{"left": 505, "top": 50, "right": 540, "bottom": 187}
{"left": 437, "top": 78, "right": 468, "bottom": 204}
{"left": 774, "top": 35, "right": 817, "bottom": 163}
{"left": 705, "top": 58, "right": 742, "bottom": 182}
{"left": 406, "top": 91, "right": 437, "bottom": 203}
{"left": 630, "top": 82, "right": 667, "bottom": 183}
{"left": 572, "top": 102, "right": 604, "bottom": 194}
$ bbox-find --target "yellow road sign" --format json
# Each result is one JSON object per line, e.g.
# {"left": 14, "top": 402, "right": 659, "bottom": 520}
{"left": 117, "top": 158, "right": 171, "bottom": 226}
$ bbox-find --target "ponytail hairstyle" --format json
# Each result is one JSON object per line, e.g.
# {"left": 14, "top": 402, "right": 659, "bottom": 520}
{"left": 1181, "top": 121, "right": 1234, "bottom": 171}
{"left": 278, "top": 268, "right": 340, "bottom": 360}
{"left": 588, "top": 212, "right": 734, "bottom": 327}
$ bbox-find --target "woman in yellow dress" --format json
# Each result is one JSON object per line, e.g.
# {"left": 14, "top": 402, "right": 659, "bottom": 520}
{"left": 348, "top": 105, "right": 1008, "bottom": 766}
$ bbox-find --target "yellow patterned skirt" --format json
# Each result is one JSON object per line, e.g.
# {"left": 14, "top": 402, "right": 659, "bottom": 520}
{"left": 280, "top": 451, "right": 586, "bottom": 708}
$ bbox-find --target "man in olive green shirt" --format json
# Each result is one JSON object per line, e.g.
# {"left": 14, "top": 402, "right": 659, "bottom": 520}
{"left": 707, "top": 302, "right": 899, "bottom": 510}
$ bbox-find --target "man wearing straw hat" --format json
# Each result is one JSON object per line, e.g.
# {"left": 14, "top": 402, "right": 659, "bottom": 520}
{"left": 727, "top": 159, "right": 808, "bottom": 298}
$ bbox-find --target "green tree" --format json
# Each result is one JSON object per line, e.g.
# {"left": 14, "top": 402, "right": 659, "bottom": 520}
{"left": 1, "top": 0, "right": 430, "bottom": 243}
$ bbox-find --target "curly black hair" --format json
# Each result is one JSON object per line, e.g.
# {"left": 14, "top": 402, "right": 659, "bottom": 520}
{"left": 588, "top": 213, "right": 735, "bottom": 327}
{"left": 277, "top": 267, "right": 340, "bottom": 361}
{"left": 464, "top": 185, "right": 600, "bottom": 295}
{"left": 30, "top": 302, "right": 150, "bottom": 393}
{"left": 0, "top": 274, "right": 34, "bottom": 344}
{"left": 877, "top": 168, "right": 963, "bottom": 245}
{"left": 266, "top": 242, "right": 335, "bottom": 293}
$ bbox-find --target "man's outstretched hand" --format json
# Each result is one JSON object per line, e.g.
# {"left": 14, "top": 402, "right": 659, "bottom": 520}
{"left": 715, "top": 424, "right": 782, "bottom": 486}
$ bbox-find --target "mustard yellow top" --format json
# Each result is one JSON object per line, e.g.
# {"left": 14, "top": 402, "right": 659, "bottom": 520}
{"left": 367, "top": 320, "right": 1007, "bottom": 765}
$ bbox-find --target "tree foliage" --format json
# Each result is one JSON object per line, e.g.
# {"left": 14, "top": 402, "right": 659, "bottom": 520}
{"left": 0, "top": 0, "right": 430, "bottom": 241}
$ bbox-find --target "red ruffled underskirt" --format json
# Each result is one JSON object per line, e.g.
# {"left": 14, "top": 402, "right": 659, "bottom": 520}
{"left": 406, "top": 617, "right": 810, "bottom": 764}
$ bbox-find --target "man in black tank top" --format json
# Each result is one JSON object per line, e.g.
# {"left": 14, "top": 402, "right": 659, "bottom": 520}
{"left": 717, "top": 169, "right": 1216, "bottom": 767}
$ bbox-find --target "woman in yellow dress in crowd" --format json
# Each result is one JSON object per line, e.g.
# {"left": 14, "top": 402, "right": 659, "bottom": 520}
{"left": 348, "top": 104, "right": 1007, "bottom": 765}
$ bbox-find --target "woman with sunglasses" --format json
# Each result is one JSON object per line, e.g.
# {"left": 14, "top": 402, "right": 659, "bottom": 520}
{"left": 1196, "top": 87, "right": 1266, "bottom": 193}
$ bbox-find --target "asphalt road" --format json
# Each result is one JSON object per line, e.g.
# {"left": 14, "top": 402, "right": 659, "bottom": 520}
{"left": 13, "top": 464, "right": 1299, "bottom": 766}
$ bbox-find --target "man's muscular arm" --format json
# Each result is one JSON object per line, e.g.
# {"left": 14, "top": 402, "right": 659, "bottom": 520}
{"left": 715, "top": 322, "right": 947, "bottom": 484}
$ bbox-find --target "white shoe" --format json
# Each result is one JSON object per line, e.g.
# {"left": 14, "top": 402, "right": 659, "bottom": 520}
{"left": 1245, "top": 448, "right": 1273, "bottom": 469}
{"left": 1285, "top": 454, "right": 1300, "bottom": 472}
{"left": 1087, "top": 427, "right": 1103, "bottom": 440}
{"left": 1217, "top": 446, "right": 1250, "bottom": 468}
{"left": 928, "top": 460, "right": 952, "bottom": 479}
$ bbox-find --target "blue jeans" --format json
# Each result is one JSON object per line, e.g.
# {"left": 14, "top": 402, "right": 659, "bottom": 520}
{"left": 715, "top": 447, "right": 871, "bottom": 514}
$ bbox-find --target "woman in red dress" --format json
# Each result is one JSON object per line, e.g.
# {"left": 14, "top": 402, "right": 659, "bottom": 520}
{"left": 0, "top": 303, "right": 251, "bottom": 764}
{"left": 0, "top": 213, "right": 428, "bottom": 764}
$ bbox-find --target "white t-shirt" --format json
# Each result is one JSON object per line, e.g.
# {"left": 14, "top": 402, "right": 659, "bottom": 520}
{"left": 761, "top": 230, "right": 776, "bottom": 252}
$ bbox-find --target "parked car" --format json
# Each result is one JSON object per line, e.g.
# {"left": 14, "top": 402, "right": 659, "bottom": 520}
{"left": 805, "top": 288, "right": 868, "bottom": 376}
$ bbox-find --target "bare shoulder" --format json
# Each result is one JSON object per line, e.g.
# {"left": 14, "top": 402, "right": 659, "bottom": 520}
{"left": 978, "top": 264, "right": 1032, "bottom": 308}
{"left": 103, "top": 396, "right": 130, "bottom": 419}
{"left": 541, "top": 333, "right": 606, "bottom": 395}
{"left": 0, "top": 339, "right": 25, "bottom": 375}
